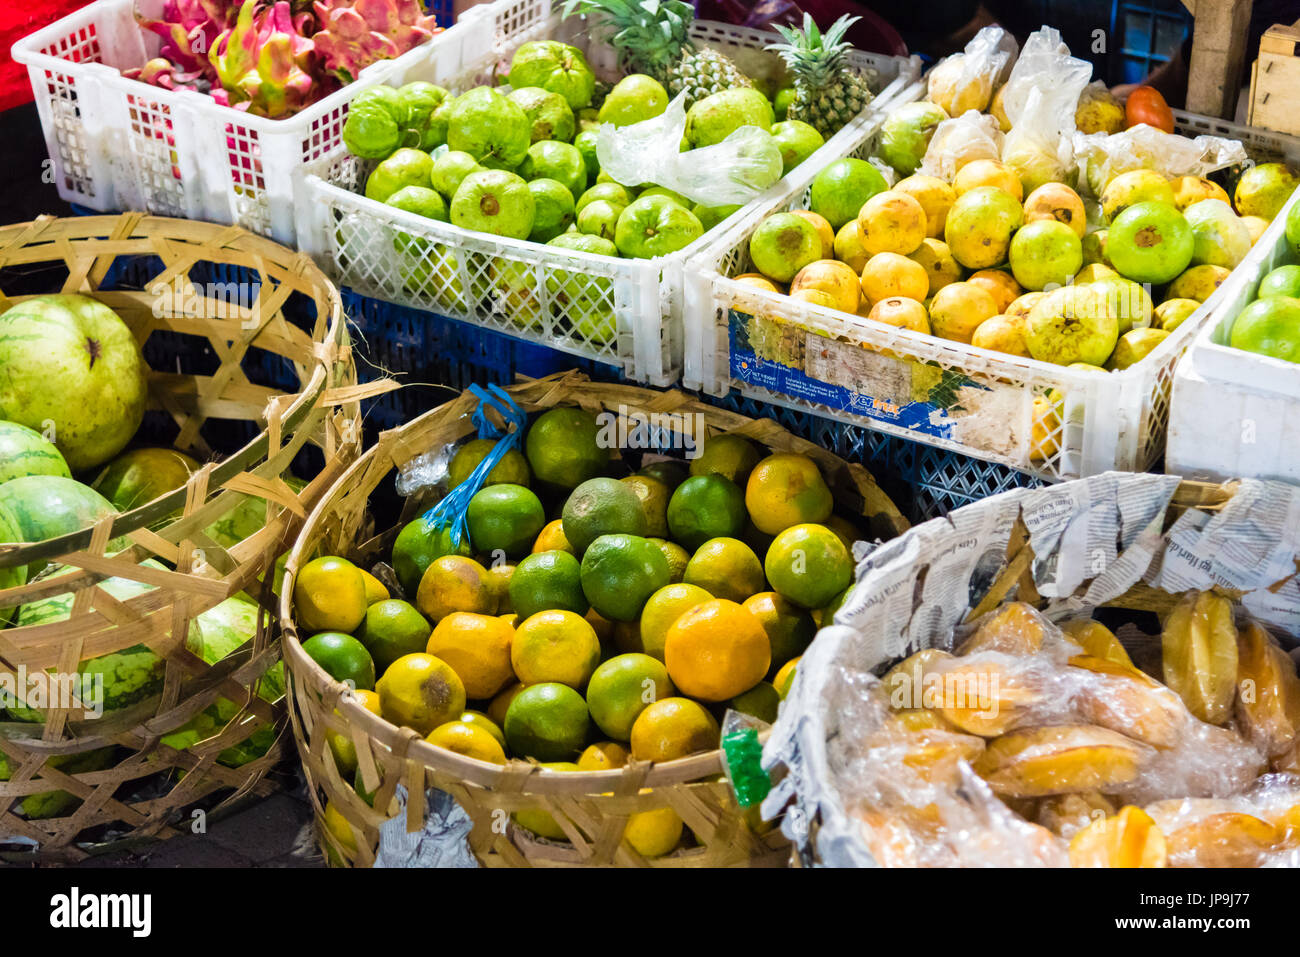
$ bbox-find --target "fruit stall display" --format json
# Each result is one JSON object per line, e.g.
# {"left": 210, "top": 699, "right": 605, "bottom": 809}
{"left": 293, "top": 0, "right": 918, "bottom": 386}
{"left": 684, "top": 28, "right": 1300, "bottom": 483}
{"left": 13, "top": 0, "right": 459, "bottom": 245}
{"left": 764, "top": 473, "right": 1300, "bottom": 867}
{"left": 1167, "top": 187, "right": 1300, "bottom": 484}
{"left": 0, "top": 214, "right": 361, "bottom": 859}
{"left": 279, "top": 371, "right": 908, "bottom": 867}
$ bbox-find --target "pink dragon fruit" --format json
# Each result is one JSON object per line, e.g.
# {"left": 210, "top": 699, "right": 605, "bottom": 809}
{"left": 134, "top": 0, "right": 241, "bottom": 80}
{"left": 209, "top": 0, "right": 325, "bottom": 118}
{"left": 312, "top": 0, "right": 441, "bottom": 83}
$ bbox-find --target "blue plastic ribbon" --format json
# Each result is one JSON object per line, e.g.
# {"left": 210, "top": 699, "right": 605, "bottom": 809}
{"left": 420, "top": 384, "right": 528, "bottom": 549}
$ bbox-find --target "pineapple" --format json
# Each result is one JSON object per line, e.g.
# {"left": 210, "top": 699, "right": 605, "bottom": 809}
{"left": 767, "top": 14, "right": 875, "bottom": 138}
{"left": 561, "top": 0, "right": 753, "bottom": 108}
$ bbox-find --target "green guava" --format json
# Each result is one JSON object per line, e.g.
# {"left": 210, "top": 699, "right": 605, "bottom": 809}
{"left": 1229, "top": 296, "right": 1300, "bottom": 362}
{"left": 1234, "top": 162, "right": 1300, "bottom": 220}
{"left": 692, "top": 203, "right": 743, "bottom": 232}
{"left": 365, "top": 147, "right": 435, "bottom": 203}
{"left": 343, "top": 86, "right": 406, "bottom": 159}
{"left": 1184, "top": 198, "right": 1251, "bottom": 269}
{"left": 770, "top": 120, "right": 824, "bottom": 175}
{"left": 809, "top": 158, "right": 887, "bottom": 231}
{"left": 1089, "top": 277, "right": 1154, "bottom": 335}
{"left": 576, "top": 182, "right": 634, "bottom": 214}
{"left": 446, "top": 87, "right": 532, "bottom": 170}
{"left": 878, "top": 101, "right": 948, "bottom": 176}
{"left": 528, "top": 178, "right": 577, "bottom": 242}
{"left": 748, "top": 212, "right": 823, "bottom": 282}
{"left": 574, "top": 129, "right": 600, "bottom": 180}
{"left": 577, "top": 199, "right": 626, "bottom": 242}
{"left": 431, "top": 150, "right": 485, "bottom": 200}
{"left": 638, "top": 185, "right": 691, "bottom": 207}
{"left": 450, "top": 169, "right": 536, "bottom": 239}
{"left": 508, "top": 86, "right": 576, "bottom": 144}
{"left": 1107, "top": 201, "right": 1194, "bottom": 284}
{"left": 507, "top": 41, "right": 596, "bottom": 110}
{"left": 387, "top": 185, "right": 448, "bottom": 222}
{"left": 773, "top": 86, "right": 796, "bottom": 121}
{"left": 1009, "top": 220, "right": 1083, "bottom": 291}
{"left": 548, "top": 233, "right": 619, "bottom": 257}
{"left": 1259, "top": 264, "right": 1300, "bottom": 299}
{"left": 397, "top": 82, "right": 449, "bottom": 151}
{"left": 597, "top": 74, "right": 669, "bottom": 127}
{"left": 685, "top": 89, "right": 775, "bottom": 148}
{"left": 614, "top": 195, "right": 704, "bottom": 258}
{"left": 518, "top": 140, "right": 588, "bottom": 199}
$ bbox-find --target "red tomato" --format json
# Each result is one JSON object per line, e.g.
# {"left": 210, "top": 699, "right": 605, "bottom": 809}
{"left": 1125, "top": 86, "right": 1175, "bottom": 134}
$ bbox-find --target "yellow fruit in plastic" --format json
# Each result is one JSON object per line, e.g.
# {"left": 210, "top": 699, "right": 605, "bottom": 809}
{"left": 957, "top": 602, "right": 1045, "bottom": 656}
{"left": 1069, "top": 805, "right": 1167, "bottom": 867}
{"left": 926, "top": 53, "right": 992, "bottom": 115}
{"left": 1060, "top": 619, "right": 1132, "bottom": 667}
{"left": 1069, "top": 654, "right": 1188, "bottom": 749}
{"left": 1074, "top": 86, "right": 1125, "bottom": 135}
{"left": 1235, "top": 620, "right": 1300, "bottom": 758}
{"left": 1161, "top": 590, "right": 1238, "bottom": 725}
{"left": 973, "top": 724, "right": 1149, "bottom": 797}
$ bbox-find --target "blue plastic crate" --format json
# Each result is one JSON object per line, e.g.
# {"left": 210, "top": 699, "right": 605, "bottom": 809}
{"left": 1110, "top": 0, "right": 1192, "bottom": 86}
{"left": 705, "top": 391, "right": 1044, "bottom": 524}
{"left": 426, "top": 0, "right": 457, "bottom": 27}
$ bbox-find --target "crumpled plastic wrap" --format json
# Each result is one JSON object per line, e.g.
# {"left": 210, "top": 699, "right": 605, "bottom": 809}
{"left": 998, "top": 27, "right": 1093, "bottom": 193}
{"left": 925, "top": 25, "right": 1018, "bottom": 118}
{"left": 1073, "top": 124, "right": 1249, "bottom": 198}
{"left": 595, "top": 93, "right": 784, "bottom": 205}
{"left": 919, "top": 110, "right": 1005, "bottom": 183}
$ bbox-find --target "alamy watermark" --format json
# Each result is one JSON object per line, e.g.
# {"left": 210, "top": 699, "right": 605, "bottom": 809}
{"left": 150, "top": 276, "right": 261, "bottom": 328}
{"left": 595, "top": 405, "right": 707, "bottom": 459}
{"left": 0, "top": 667, "right": 104, "bottom": 718}
{"left": 885, "top": 660, "right": 1001, "bottom": 718}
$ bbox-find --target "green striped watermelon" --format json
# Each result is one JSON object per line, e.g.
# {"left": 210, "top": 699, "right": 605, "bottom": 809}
{"left": 8, "top": 560, "right": 167, "bottom": 720}
{"left": 0, "top": 496, "right": 26, "bottom": 622}
{"left": 162, "top": 596, "right": 285, "bottom": 767}
{"left": 0, "top": 475, "right": 124, "bottom": 576}
{"left": 0, "top": 746, "right": 116, "bottom": 819}
{"left": 204, "top": 475, "right": 309, "bottom": 549}
{"left": 0, "top": 420, "right": 71, "bottom": 484}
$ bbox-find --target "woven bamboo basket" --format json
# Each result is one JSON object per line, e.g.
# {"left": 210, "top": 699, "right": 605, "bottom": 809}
{"left": 0, "top": 213, "right": 368, "bottom": 861}
{"left": 281, "top": 371, "right": 910, "bottom": 868}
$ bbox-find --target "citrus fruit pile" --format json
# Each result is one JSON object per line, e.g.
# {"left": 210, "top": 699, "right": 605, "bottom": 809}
{"left": 295, "top": 404, "right": 861, "bottom": 856}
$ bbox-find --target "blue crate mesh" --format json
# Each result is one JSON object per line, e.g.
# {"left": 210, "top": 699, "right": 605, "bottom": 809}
{"left": 425, "top": 0, "right": 456, "bottom": 27}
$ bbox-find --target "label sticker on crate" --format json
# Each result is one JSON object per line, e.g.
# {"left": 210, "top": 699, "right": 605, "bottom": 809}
{"left": 727, "top": 308, "right": 1031, "bottom": 460}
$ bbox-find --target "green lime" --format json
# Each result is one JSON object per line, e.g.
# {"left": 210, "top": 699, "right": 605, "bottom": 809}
{"left": 666, "top": 475, "right": 747, "bottom": 551}
{"left": 579, "top": 533, "right": 671, "bottom": 622}
{"left": 504, "top": 682, "right": 591, "bottom": 761}
{"left": 509, "top": 550, "right": 589, "bottom": 619}
{"left": 301, "top": 632, "right": 376, "bottom": 691}
{"left": 729, "top": 681, "right": 780, "bottom": 723}
{"left": 525, "top": 407, "right": 609, "bottom": 489}
{"left": 620, "top": 474, "right": 670, "bottom": 538}
{"left": 447, "top": 437, "right": 531, "bottom": 490}
{"left": 683, "top": 537, "right": 765, "bottom": 603}
{"left": 648, "top": 538, "right": 690, "bottom": 583}
{"left": 391, "top": 518, "right": 472, "bottom": 597}
{"left": 561, "top": 477, "right": 646, "bottom": 553}
{"left": 357, "top": 599, "right": 431, "bottom": 673}
{"left": 460, "top": 709, "right": 506, "bottom": 748}
{"left": 638, "top": 460, "right": 688, "bottom": 490}
{"left": 585, "top": 653, "right": 673, "bottom": 740}
{"left": 466, "top": 483, "right": 546, "bottom": 557}
{"left": 764, "top": 523, "right": 852, "bottom": 609}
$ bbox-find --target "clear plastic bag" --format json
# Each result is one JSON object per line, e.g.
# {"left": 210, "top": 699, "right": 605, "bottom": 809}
{"left": 925, "top": 25, "right": 1018, "bottom": 118}
{"left": 1073, "top": 124, "right": 1250, "bottom": 198}
{"left": 595, "top": 93, "right": 784, "bottom": 206}
{"left": 999, "top": 27, "right": 1094, "bottom": 193}
{"left": 919, "top": 110, "right": 1005, "bottom": 182}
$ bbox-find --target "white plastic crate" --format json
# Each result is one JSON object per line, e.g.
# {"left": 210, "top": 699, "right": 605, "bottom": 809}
{"left": 1167, "top": 185, "right": 1300, "bottom": 483}
{"left": 293, "top": 0, "right": 919, "bottom": 386}
{"left": 12, "top": 0, "right": 464, "bottom": 245}
{"left": 683, "top": 102, "right": 1300, "bottom": 482}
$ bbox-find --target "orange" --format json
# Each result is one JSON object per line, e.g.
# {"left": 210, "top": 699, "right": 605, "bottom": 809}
{"left": 764, "top": 523, "right": 853, "bottom": 609}
{"left": 729, "top": 681, "right": 780, "bottom": 723}
{"left": 326, "top": 688, "right": 381, "bottom": 777}
{"left": 426, "top": 720, "right": 508, "bottom": 764}
{"left": 488, "top": 681, "right": 526, "bottom": 727}
{"left": 425, "top": 611, "right": 516, "bottom": 699}
{"left": 662, "top": 599, "right": 771, "bottom": 701}
{"left": 639, "top": 582, "right": 713, "bottom": 660}
{"left": 459, "top": 709, "right": 506, "bottom": 747}
{"left": 532, "top": 518, "right": 574, "bottom": 554}
{"left": 682, "top": 537, "right": 765, "bottom": 604}
{"left": 774, "top": 656, "right": 800, "bottom": 698}
{"left": 620, "top": 474, "right": 670, "bottom": 538}
{"left": 376, "top": 652, "right": 466, "bottom": 735}
{"left": 322, "top": 800, "right": 359, "bottom": 860}
{"left": 689, "top": 434, "right": 762, "bottom": 484}
{"left": 485, "top": 563, "right": 514, "bottom": 614}
{"left": 503, "top": 682, "right": 590, "bottom": 761}
{"left": 586, "top": 652, "right": 674, "bottom": 740}
{"left": 859, "top": 252, "right": 929, "bottom": 306}
{"left": 744, "top": 452, "right": 833, "bottom": 535}
{"left": 415, "top": 555, "right": 493, "bottom": 622}
{"left": 966, "top": 269, "right": 1023, "bottom": 313}
{"left": 578, "top": 741, "right": 630, "bottom": 770}
{"left": 294, "top": 556, "right": 367, "bottom": 634}
{"left": 649, "top": 538, "right": 690, "bottom": 584}
{"left": 743, "top": 591, "right": 816, "bottom": 676}
{"left": 510, "top": 609, "right": 601, "bottom": 688}
{"left": 359, "top": 568, "right": 389, "bottom": 605}
{"left": 512, "top": 761, "right": 580, "bottom": 838}
{"left": 623, "top": 790, "right": 684, "bottom": 857}
{"left": 630, "top": 697, "right": 720, "bottom": 761}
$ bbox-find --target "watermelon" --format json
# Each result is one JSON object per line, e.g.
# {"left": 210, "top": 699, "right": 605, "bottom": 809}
{"left": 8, "top": 560, "right": 168, "bottom": 720}
{"left": 0, "top": 420, "right": 71, "bottom": 484}
{"left": 0, "top": 497, "right": 27, "bottom": 622}
{"left": 0, "top": 746, "right": 116, "bottom": 819}
{"left": 161, "top": 596, "right": 285, "bottom": 767}
{"left": 204, "top": 475, "right": 309, "bottom": 549}
{"left": 0, "top": 475, "right": 124, "bottom": 576}
{"left": 92, "top": 447, "right": 201, "bottom": 517}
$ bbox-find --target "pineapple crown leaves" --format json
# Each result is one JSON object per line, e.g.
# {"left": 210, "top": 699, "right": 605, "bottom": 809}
{"left": 767, "top": 13, "right": 860, "bottom": 77}
{"left": 560, "top": 0, "right": 696, "bottom": 73}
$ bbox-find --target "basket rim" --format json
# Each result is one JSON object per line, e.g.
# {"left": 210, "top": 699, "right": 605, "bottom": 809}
{"left": 0, "top": 213, "right": 346, "bottom": 571}
{"left": 278, "top": 389, "right": 729, "bottom": 792}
